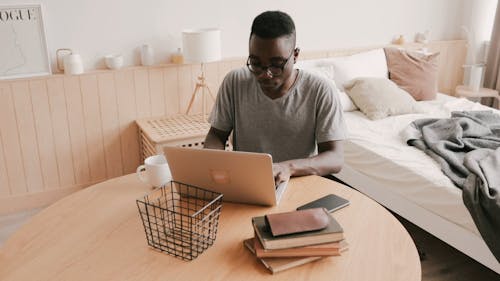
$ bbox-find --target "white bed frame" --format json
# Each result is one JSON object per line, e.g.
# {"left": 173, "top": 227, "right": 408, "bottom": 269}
{"left": 336, "top": 164, "right": 500, "bottom": 274}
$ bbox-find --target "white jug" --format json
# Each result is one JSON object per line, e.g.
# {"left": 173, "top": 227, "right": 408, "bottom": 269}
{"left": 140, "top": 44, "right": 154, "bottom": 66}
{"left": 63, "top": 54, "right": 84, "bottom": 75}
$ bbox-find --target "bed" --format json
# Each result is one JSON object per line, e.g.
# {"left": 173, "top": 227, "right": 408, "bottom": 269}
{"left": 337, "top": 95, "right": 500, "bottom": 274}
{"left": 296, "top": 47, "right": 500, "bottom": 274}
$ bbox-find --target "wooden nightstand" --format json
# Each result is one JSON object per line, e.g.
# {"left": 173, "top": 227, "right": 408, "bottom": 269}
{"left": 455, "top": 85, "right": 500, "bottom": 102}
{"left": 136, "top": 114, "right": 231, "bottom": 161}
{"left": 136, "top": 114, "right": 210, "bottom": 161}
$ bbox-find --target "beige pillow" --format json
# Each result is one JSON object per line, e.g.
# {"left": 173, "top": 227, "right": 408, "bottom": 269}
{"left": 384, "top": 48, "right": 439, "bottom": 101}
{"left": 343, "top": 77, "right": 421, "bottom": 120}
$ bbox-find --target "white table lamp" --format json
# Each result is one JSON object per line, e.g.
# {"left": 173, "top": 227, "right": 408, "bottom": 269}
{"left": 182, "top": 28, "right": 221, "bottom": 116}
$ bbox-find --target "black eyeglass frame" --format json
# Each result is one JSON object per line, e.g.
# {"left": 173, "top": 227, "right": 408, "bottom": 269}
{"left": 246, "top": 48, "right": 299, "bottom": 77}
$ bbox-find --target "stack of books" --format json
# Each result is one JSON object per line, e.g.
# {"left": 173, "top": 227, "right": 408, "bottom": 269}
{"left": 243, "top": 208, "right": 348, "bottom": 274}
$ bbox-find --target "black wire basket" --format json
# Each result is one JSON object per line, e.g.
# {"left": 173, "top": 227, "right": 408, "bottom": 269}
{"left": 136, "top": 181, "right": 223, "bottom": 261}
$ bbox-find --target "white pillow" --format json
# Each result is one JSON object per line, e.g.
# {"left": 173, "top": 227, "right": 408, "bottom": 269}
{"left": 344, "top": 77, "right": 421, "bottom": 120}
{"left": 299, "top": 65, "right": 358, "bottom": 111}
{"left": 338, "top": 91, "right": 358, "bottom": 112}
{"left": 330, "top": 49, "right": 388, "bottom": 91}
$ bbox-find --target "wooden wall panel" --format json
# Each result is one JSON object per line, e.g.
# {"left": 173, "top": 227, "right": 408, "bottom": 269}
{"left": 217, "top": 61, "right": 233, "bottom": 86}
{"left": 64, "top": 76, "right": 91, "bottom": 185}
{"left": 230, "top": 60, "right": 245, "bottom": 71}
{"left": 441, "top": 47, "right": 452, "bottom": 94}
{"left": 97, "top": 73, "right": 124, "bottom": 178}
{"left": 80, "top": 75, "right": 107, "bottom": 182}
{"left": 0, "top": 40, "right": 467, "bottom": 215}
{"left": 149, "top": 68, "right": 166, "bottom": 117}
{"left": 204, "top": 62, "right": 219, "bottom": 113}
{"left": 115, "top": 70, "right": 140, "bottom": 174}
{"left": 178, "top": 65, "right": 194, "bottom": 115}
{"left": 29, "top": 80, "right": 60, "bottom": 190}
{"left": 11, "top": 81, "right": 44, "bottom": 193}
{"left": 163, "top": 67, "right": 179, "bottom": 116}
{"left": 0, "top": 133, "right": 9, "bottom": 196}
{"left": 0, "top": 84, "right": 27, "bottom": 195}
{"left": 445, "top": 42, "right": 466, "bottom": 95}
{"left": 303, "top": 51, "right": 329, "bottom": 60}
{"left": 46, "top": 78, "right": 76, "bottom": 188}
{"left": 134, "top": 69, "right": 152, "bottom": 119}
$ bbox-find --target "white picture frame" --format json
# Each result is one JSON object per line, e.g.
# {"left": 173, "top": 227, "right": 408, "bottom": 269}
{"left": 0, "top": 4, "right": 51, "bottom": 79}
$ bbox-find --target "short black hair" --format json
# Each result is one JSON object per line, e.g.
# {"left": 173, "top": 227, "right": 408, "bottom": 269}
{"left": 250, "top": 11, "right": 296, "bottom": 40}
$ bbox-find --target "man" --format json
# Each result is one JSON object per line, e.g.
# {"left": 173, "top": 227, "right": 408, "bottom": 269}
{"left": 204, "top": 10, "right": 346, "bottom": 185}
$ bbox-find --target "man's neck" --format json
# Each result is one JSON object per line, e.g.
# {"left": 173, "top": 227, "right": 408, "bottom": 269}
{"left": 262, "top": 69, "right": 298, "bottom": 99}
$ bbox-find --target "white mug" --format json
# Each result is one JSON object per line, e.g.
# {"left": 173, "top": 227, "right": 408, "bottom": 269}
{"left": 136, "top": 154, "right": 171, "bottom": 188}
{"left": 104, "top": 54, "right": 124, "bottom": 70}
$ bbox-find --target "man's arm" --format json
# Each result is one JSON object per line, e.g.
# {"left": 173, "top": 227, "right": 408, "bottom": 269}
{"left": 273, "top": 140, "right": 344, "bottom": 184}
{"left": 204, "top": 127, "right": 231, "bottom": 150}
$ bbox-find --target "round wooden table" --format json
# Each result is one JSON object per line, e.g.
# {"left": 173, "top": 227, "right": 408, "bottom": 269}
{"left": 0, "top": 174, "right": 421, "bottom": 281}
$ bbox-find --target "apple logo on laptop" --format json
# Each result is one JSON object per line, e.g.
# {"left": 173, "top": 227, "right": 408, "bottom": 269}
{"left": 210, "top": 169, "right": 231, "bottom": 184}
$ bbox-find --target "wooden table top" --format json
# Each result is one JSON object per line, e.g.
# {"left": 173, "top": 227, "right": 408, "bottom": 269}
{"left": 0, "top": 174, "right": 421, "bottom": 281}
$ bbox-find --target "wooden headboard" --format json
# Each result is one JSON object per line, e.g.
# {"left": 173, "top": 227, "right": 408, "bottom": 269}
{"left": 0, "top": 40, "right": 466, "bottom": 215}
{"left": 300, "top": 40, "right": 466, "bottom": 95}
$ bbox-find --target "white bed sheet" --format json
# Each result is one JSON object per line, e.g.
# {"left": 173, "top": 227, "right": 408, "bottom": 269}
{"left": 343, "top": 94, "right": 494, "bottom": 235}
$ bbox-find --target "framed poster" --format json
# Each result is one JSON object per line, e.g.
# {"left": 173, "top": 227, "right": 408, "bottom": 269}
{"left": 0, "top": 4, "right": 51, "bottom": 79}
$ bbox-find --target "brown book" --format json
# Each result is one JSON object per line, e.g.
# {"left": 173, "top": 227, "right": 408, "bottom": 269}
{"left": 253, "top": 236, "right": 348, "bottom": 258}
{"left": 252, "top": 209, "right": 344, "bottom": 250}
{"left": 243, "top": 238, "right": 323, "bottom": 274}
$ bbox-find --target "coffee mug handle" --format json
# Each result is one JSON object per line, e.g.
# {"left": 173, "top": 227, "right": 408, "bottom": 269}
{"left": 136, "top": 165, "right": 148, "bottom": 183}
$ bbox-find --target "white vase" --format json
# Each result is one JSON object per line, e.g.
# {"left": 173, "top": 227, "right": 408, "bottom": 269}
{"left": 141, "top": 44, "right": 154, "bottom": 66}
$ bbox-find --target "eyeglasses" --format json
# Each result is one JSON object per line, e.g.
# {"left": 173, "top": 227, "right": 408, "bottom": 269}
{"left": 246, "top": 48, "right": 298, "bottom": 77}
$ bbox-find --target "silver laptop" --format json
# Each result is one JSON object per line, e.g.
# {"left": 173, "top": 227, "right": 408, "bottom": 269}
{"left": 163, "top": 146, "right": 288, "bottom": 206}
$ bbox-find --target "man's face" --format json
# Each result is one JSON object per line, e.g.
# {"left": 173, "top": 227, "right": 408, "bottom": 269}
{"left": 248, "top": 35, "right": 297, "bottom": 92}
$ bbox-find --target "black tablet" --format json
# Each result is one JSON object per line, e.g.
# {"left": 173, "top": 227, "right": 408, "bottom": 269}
{"left": 296, "top": 194, "right": 350, "bottom": 213}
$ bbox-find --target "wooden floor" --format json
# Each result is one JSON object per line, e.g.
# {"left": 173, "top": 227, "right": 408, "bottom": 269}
{"left": 0, "top": 208, "right": 499, "bottom": 280}
{"left": 396, "top": 214, "right": 500, "bottom": 281}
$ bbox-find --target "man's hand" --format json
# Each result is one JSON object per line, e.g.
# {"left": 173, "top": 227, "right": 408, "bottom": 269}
{"left": 270, "top": 140, "right": 344, "bottom": 186}
{"left": 204, "top": 127, "right": 231, "bottom": 150}
{"left": 272, "top": 163, "right": 292, "bottom": 187}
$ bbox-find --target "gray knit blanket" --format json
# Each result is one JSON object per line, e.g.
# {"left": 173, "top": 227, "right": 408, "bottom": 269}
{"left": 403, "top": 110, "right": 500, "bottom": 262}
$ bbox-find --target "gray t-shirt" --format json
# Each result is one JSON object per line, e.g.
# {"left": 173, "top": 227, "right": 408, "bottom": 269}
{"left": 208, "top": 67, "right": 347, "bottom": 163}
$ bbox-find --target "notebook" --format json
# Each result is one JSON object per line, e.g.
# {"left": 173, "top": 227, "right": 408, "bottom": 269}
{"left": 163, "top": 146, "right": 288, "bottom": 206}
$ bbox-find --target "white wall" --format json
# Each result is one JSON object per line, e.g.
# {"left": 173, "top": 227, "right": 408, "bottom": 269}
{"left": 2, "top": 0, "right": 472, "bottom": 71}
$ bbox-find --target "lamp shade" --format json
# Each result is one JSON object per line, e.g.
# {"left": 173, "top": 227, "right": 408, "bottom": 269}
{"left": 182, "top": 28, "right": 221, "bottom": 63}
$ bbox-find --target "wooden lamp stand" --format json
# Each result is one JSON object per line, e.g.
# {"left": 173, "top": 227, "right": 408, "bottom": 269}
{"left": 185, "top": 63, "right": 216, "bottom": 117}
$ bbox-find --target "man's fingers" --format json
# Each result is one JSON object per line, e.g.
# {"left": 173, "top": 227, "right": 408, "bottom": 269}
{"left": 274, "top": 171, "right": 281, "bottom": 185}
